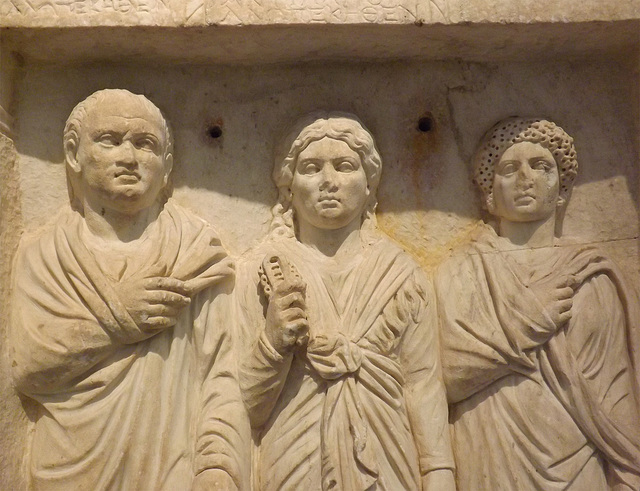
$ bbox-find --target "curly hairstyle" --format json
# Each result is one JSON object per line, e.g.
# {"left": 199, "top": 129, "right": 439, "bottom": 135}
{"left": 63, "top": 89, "right": 173, "bottom": 212}
{"left": 270, "top": 112, "right": 382, "bottom": 239}
{"left": 472, "top": 117, "right": 578, "bottom": 209}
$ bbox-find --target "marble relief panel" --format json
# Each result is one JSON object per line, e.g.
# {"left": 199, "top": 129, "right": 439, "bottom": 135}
{"left": 6, "top": 58, "right": 640, "bottom": 490}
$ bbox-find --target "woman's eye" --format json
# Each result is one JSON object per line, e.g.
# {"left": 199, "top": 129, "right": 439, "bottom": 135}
{"left": 498, "top": 163, "right": 516, "bottom": 176}
{"left": 336, "top": 161, "right": 356, "bottom": 172}
{"left": 98, "top": 134, "right": 119, "bottom": 147}
{"left": 532, "top": 160, "right": 552, "bottom": 171}
{"left": 298, "top": 162, "right": 320, "bottom": 175}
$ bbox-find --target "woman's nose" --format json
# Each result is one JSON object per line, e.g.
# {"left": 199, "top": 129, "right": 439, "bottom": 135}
{"left": 319, "top": 165, "right": 339, "bottom": 191}
{"left": 516, "top": 162, "right": 534, "bottom": 184}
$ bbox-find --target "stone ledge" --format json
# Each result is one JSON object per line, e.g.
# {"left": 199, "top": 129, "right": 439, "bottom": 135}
{"left": 2, "top": 0, "right": 639, "bottom": 28}
{"left": 3, "top": 20, "right": 638, "bottom": 65}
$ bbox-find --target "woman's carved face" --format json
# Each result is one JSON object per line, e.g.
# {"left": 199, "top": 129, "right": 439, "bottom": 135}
{"left": 490, "top": 141, "right": 560, "bottom": 223}
{"left": 291, "top": 137, "right": 369, "bottom": 231}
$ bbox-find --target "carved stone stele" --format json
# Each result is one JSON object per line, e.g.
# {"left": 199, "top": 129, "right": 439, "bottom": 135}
{"left": 235, "top": 112, "right": 455, "bottom": 491}
{"left": 10, "top": 89, "right": 249, "bottom": 491}
{"left": 436, "top": 118, "right": 640, "bottom": 491}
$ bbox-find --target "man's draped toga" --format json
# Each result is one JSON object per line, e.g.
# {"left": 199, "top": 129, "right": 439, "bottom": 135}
{"left": 236, "top": 235, "right": 453, "bottom": 491}
{"left": 11, "top": 200, "right": 248, "bottom": 491}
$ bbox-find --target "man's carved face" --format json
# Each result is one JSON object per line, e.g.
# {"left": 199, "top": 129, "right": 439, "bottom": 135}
{"left": 74, "top": 95, "right": 170, "bottom": 214}
{"left": 291, "top": 137, "right": 369, "bottom": 231}
{"left": 490, "top": 141, "right": 560, "bottom": 223}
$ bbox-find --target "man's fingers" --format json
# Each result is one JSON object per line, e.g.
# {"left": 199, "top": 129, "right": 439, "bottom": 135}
{"left": 557, "top": 310, "right": 572, "bottom": 326}
{"left": 142, "top": 316, "right": 178, "bottom": 332}
{"left": 146, "top": 304, "right": 183, "bottom": 318}
{"left": 146, "top": 290, "right": 191, "bottom": 307}
{"left": 555, "top": 275, "right": 571, "bottom": 289}
{"left": 557, "top": 298, "right": 573, "bottom": 315}
{"left": 144, "top": 277, "right": 190, "bottom": 296}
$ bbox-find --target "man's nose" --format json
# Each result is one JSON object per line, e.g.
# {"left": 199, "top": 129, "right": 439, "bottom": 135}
{"left": 115, "top": 141, "right": 137, "bottom": 165}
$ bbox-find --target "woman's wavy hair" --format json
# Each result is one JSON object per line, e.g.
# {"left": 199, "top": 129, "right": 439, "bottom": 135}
{"left": 269, "top": 112, "right": 382, "bottom": 240}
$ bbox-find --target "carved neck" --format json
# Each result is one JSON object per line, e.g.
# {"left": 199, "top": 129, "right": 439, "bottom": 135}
{"left": 498, "top": 213, "right": 556, "bottom": 248}
{"left": 296, "top": 217, "right": 363, "bottom": 260}
{"left": 82, "top": 198, "right": 162, "bottom": 243}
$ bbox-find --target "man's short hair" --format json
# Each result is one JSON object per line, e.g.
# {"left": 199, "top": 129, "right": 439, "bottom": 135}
{"left": 63, "top": 89, "right": 172, "bottom": 158}
{"left": 63, "top": 89, "right": 173, "bottom": 211}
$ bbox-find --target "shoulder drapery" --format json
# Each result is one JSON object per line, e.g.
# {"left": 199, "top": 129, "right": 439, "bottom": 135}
{"left": 437, "top": 225, "right": 640, "bottom": 489}
{"left": 538, "top": 248, "right": 640, "bottom": 487}
{"left": 11, "top": 200, "right": 244, "bottom": 491}
{"left": 12, "top": 201, "right": 233, "bottom": 393}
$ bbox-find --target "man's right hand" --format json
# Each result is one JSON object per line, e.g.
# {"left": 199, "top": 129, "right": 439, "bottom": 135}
{"left": 264, "top": 282, "right": 309, "bottom": 355}
{"left": 118, "top": 276, "right": 192, "bottom": 332}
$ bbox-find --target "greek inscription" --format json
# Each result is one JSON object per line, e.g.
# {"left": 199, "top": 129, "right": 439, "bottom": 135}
{"left": 3, "top": 0, "right": 161, "bottom": 16}
{"left": 207, "top": 0, "right": 417, "bottom": 24}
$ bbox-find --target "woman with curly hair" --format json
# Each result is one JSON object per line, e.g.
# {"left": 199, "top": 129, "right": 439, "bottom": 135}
{"left": 436, "top": 117, "right": 640, "bottom": 490}
{"left": 235, "top": 112, "right": 455, "bottom": 490}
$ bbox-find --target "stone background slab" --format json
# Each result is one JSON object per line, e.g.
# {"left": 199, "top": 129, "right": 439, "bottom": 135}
{"left": 0, "top": 7, "right": 638, "bottom": 488}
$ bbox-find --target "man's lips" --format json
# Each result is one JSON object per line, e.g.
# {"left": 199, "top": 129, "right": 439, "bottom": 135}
{"left": 114, "top": 170, "right": 141, "bottom": 179}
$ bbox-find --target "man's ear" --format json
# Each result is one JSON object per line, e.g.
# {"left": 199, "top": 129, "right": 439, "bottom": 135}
{"left": 64, "top": 137, "right": 81, "bottom": 173}
{"left": 163, "top": 152, "right": 173, "bottom": 186}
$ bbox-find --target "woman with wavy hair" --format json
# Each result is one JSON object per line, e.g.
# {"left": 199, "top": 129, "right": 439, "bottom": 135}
{"left": 235, "top": 112, "right": 454, "bottom": 490}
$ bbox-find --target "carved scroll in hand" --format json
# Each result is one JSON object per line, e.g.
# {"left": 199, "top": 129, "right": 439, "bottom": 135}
{"left": 258, "top": 254, "right": 310, "bottom": 352}
{"left": 258, "top": 254, "right": 305, "bottom": 301}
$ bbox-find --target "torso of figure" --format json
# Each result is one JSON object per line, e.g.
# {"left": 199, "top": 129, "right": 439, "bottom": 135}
{"left": 81, "top": 221, "right": 158, "bottom": 282}
{"left": 253, "top": 240, "right": 413, "bottom": 490}
{"left": 13, "top": 203, "right": 236, "bottom": 491}
{"left": 263, "top": 246, "right": 368, "bottom": 489}
{"left": 441, "top": 229, "right": 640, "bottom": 491}
{"left": 239, "top": 236, "right": 452, "bottom": 491}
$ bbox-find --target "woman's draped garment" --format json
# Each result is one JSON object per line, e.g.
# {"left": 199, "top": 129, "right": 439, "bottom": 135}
{"left": 237, "top": 237, "right": 453, "bottom": 491}
{"left": 437, "top": 226, "right": 640, "bottom": 490}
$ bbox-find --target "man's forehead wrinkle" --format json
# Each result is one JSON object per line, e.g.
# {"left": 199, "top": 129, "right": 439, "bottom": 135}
{"left": 84, "top": 116, "right": 164, "bottom": 137}
{"left": 100, "top": 116, "right": 156, "bottom": 122}
{"left": 87, "top": 114, "right": 162, "bottom": 125}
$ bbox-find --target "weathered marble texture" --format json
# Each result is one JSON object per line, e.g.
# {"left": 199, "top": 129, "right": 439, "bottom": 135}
{"left": 2, "top": 0, "right": 640, "bottom": 28}
{"left": 9, "top": 90, "right": 248, "bottom": 491}
{"left": 1, "top": 3, "right": 639, "bottom": 488}
{"left": 235, "top": 114, "right": 454, "bottom": 490}
{"left": 437, "top": 118, "right": 640, "bottom": 491}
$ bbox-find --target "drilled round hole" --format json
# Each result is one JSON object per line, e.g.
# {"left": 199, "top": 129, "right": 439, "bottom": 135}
{"left": 417, "top": 116, "right": 433, "bottom": 133}
{"left": 208, "top": 125, "right": 223, "bottom": 139}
